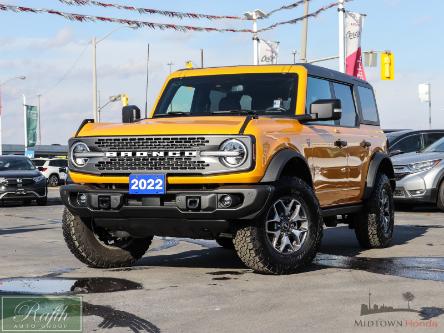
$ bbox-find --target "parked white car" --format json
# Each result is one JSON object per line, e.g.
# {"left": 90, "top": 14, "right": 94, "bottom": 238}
{"left": 32, "top": 158, "right": 68, "bottom": 187}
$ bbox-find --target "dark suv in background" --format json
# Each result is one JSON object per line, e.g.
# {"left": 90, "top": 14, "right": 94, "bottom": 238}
{"left": 387, "top": 130, "right": 444, "bottom": 156}
{"left": 0, "top": 156, "right": 47, "bottom": 206}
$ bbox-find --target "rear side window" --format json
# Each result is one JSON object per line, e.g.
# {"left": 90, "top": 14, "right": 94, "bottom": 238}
{"left": 358, "top": 86, "right": 379, "bottom": 123}
{"left": 306, "top": 77, "right": 334, "bottom": 125}
{"left": 333, "top": 83, "right": 357, "bottom": 127}
{"left": 33, "top": 160, "right": 46, "bottom": 167}
{"left": 424, "top": 132, "right": 444, "bottom": 148}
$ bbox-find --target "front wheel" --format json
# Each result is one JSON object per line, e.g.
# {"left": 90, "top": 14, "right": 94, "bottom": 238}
{"left": 233, "top": 177, "right": 323, "bottom": 275}
{"left": 62, "top": 208, "right": 153, "bottom": 268}
{"left": 354, "top": 173, "right": 394, "bottom": 248}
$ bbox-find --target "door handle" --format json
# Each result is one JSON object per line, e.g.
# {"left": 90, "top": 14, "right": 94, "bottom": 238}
{"left": 334, "top": 139, "right": 348, "bottom": 148}
{"left": 360, "top": 140, "right": 372, "bottom": 148}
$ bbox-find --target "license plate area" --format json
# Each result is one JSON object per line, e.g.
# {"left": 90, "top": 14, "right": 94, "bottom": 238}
{"left": 129, "top": 174, "right": 166, "bottom": 195}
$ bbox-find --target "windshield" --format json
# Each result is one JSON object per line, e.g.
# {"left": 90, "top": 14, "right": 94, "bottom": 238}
{"left": 423, "top": 137, "right": 444, "bottom": 152}
{"left": 154, "top": 73, "right": 298, "bottom": 117}
{"left": 0, "top": 157, "right": 36, "bottom": 171}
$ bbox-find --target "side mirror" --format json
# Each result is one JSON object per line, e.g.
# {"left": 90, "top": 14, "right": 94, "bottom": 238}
{"left": 122, "top": 105, "right": 141, "bottom": 123}
{"left": 389, "top": 149, "right": 403, "bottom": 157}
{"left": 310, "top": 99, "right": 342, "bottom": 121}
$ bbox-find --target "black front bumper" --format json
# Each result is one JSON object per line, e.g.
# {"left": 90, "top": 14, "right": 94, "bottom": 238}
{"left": 60, "top": 184, "right": 274, "bottom": 238}
{"left": 0, "top": 184, "right": 47, "bottom": 201}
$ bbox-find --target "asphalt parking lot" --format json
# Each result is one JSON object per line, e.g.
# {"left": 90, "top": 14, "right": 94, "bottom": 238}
{"left": 0, "top": 188, "right": 443, "bottom": 333}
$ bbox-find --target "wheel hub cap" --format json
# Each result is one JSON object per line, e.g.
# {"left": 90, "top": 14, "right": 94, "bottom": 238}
{"left": 265, "top": 197, "right": 309, "bottom": 255}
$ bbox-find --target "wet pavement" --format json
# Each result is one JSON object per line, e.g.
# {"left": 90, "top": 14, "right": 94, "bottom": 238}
{"left": 0, "top": 190, "right": 443, "bottom": 332}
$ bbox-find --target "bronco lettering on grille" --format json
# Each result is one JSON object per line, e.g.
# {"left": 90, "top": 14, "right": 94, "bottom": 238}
{"left": 105, "top": 151, "right": 198, "bottom": 158}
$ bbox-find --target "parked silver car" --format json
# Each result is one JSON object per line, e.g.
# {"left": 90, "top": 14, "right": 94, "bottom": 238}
{"left": 392, "top": 137, "right": 444, "bottom": 211}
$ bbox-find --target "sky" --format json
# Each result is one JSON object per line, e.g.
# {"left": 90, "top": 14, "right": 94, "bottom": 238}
{"left": 0, "top": 0, "right": 443, "bottom": 145}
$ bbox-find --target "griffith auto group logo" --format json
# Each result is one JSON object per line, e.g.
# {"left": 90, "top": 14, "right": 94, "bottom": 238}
{"left": 354, "top": 291, "right": 443, "bottom": 329}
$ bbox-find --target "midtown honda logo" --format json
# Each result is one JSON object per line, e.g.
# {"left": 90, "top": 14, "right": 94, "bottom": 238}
{"left": 105, "top": 151, "right": 198, "bottom": 158}
{"left": 354, "top": 291, "right": 441, "bottom": 329}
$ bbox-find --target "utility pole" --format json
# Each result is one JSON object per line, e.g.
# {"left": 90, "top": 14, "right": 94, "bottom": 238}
{"left": 145, "top": 43, "right": 150, "bottom": 119}
{"left": 167, "top": 62, "right": 174, "bottom": 74}
{"left": 292, "top": 50, "right": 297, "bottom": 64}
{"left": 37, "top": 94, "right": 42, "bottom": 145}
{"left": 23, "top": 95, "right": 27, "bottom": 155}
{"left": 92, "top": 37, "right": 98, "bottom": 122}
{"left": 338, "top": 0, "right": 346, "bottom": 73}
{"left": 300, "top": 0, "right": 309, "bottom": 63}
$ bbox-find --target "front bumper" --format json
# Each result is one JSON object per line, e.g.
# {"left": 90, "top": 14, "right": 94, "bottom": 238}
{"left": 393, "top": 171, "right": 438, "bottom": 203}
{"left": 0, "top": 184, "right": 47, "bottom": 201}
{"left": 60, "top": 183, "right": 274, "bottom": 238}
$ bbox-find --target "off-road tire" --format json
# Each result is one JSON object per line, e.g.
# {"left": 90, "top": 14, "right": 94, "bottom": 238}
{"left": 62, "top": 208, "right": 152, "bottom": 268}
{"left": 233, "top": 177, "right": 323, "bottom": 275}
{"left": 215, "top": 237, "right": 235, "bottom": 249}
{"left": 37, "top": 197, "right": 47, "bottom": 206}
{"left": 438, "top": 180, "right": 444, "bottom": 212}
{"left": 48, "top": 174, "right": 59, "bottom": 187}
{"left": 355, "top": 173, "right": 394, "bottom": 248}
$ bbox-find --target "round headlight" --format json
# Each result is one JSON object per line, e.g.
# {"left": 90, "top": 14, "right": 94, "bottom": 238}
{"left": 220, "top": 139, "right": 247, "bottom": 168}
{"left": 71, "top": 142, "right": 90, "bottom": 167}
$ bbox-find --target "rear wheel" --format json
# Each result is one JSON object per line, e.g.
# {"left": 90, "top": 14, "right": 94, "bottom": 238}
{"left": 438, "top": 180, "right": 444, "bottom": 212}
{"left": 48, "top": 174, "right": 59, "bottom": 187}
{"left": 233, "top": 177, "right": 323, "bottom": 275}
{"left": 354, "top": 173, "right": 394, "bottom": 248}
{"left": 62, "top": 208, "right": 152, "bottom": 268}
{"left": 215, "top": 237, "right": 234, "bottom": 249}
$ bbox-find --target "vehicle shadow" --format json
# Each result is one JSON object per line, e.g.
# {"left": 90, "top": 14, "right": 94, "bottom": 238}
{"left": 0, "top": 198, "right": 62, "bottom": 208}
{"left": 395, "top": 203, "right": 441, "bottom": 213}
{"left": 134, "top": 224, "right": 433, "bottom": 271}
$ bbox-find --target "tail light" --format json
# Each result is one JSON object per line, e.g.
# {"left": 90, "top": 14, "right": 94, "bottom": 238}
{"left": 38, "top": 167, "right": 47, "bottom": 172}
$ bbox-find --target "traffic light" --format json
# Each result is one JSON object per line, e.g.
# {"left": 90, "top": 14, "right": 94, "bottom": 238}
{"left": 381, "top": 52, "right": 394, "bottom": 80}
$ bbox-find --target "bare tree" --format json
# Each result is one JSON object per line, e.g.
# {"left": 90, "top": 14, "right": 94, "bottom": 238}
{"left": 403, "top": 292, "right": 415, "bottom": 309}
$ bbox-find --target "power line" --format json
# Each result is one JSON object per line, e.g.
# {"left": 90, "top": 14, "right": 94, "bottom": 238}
{"left": 57, "top": 0, "right": 247, "bottom": 21}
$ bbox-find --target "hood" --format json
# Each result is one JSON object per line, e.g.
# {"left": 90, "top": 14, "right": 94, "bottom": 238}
{"left": 77, "top": 116, "right": 248, "bottom": 137}
{"left": 0, "top": 170, "right": 40, "bottom": 178}
{"left": 391, "top": 151, "right": 444, "bottom": 165}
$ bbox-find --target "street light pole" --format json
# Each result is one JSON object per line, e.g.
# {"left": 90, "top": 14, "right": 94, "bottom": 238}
{"left": 428, "top": 83, "right": 432, "bottom": 129}
{"left": 338, "top": 0, "right": 346, "bottom": 73}
{"left": 0, "top": 76, "right": 26, "bottom": 155}
{"left": 92, "top": 37, "right": 98, "bottom": 122}
{"left": 300, "top": 0, "right": 309, "bottom": 63}
{"left": 244, "top": 10, "right": 266, "bottom": 65}
{"left": 37, "top": 94, "right": 42, "bottom": 145}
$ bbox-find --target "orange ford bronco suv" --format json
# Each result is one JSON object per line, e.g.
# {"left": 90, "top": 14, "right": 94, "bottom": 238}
{"left": 61, "top": 64, "right": 395, "bottom": 274}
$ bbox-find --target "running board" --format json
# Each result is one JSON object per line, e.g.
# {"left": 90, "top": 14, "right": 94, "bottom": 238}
{"left": 321, "top": 204, "right": 363, "bottom": 217}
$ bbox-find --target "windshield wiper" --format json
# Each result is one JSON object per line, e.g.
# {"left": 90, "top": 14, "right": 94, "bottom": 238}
{"left": 155, "top": 111, "right": 191, "bottom": 117}
{"left": 211, "top": 109, "right": 258, "bottom": 115}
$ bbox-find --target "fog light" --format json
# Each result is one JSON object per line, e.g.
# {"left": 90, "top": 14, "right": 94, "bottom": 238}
{"left": 219, "top": 195, "right": 233, "bottom": 208}
{"left": 77, "top": 193, "right": 87, "bottom": 206}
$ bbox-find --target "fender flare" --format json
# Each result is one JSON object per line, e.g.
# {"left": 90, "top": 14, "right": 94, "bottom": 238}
{"left": 363, "top": 152, "right": 395, "bottom": 200}
{"left": 260, "top": 149, "right": 312, "bottom": 185}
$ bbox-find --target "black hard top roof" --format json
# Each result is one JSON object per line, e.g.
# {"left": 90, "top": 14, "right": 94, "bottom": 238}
{"left": 178, "top": 63, "right": 372, "bottom": 88}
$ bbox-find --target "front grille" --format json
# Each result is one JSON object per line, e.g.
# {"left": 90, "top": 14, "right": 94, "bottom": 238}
{"left": 95, "top": 157, "right": 209, "bottom": 171}
{"left": 5, "top": 178, "right": 35, "bottom": 186}
{"left": 70, "top": 135, "right": 254, "bottom": 175}
{"left": 94, "top": 137, "right": 209, "bottom": 151}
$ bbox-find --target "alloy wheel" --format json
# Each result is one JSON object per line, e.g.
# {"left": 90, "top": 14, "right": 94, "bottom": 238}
{"left": 265, "top": 197, "right": 309, "bottom": 255}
